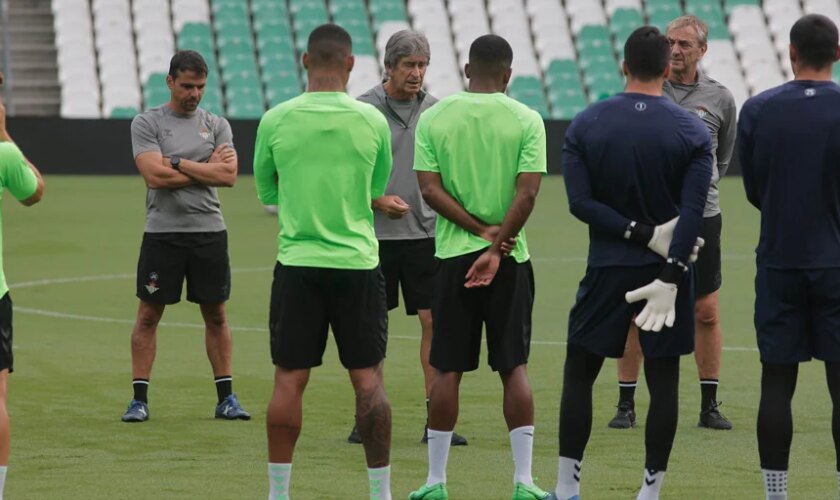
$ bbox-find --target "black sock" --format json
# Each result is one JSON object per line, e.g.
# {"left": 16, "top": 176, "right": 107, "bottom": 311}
{"left": 215, "top": 376, "right": 232, "bottom": 404}
{"left": 700, "top": 378, "right": 719, "bottom": 410}
{"left": 758, "top": 362, "right": 798, "bottom": 470}
{"left": 133, "top": 378, "right": 149, "bottom": 403}
{"left": 619, "top": 380, "right": 637, "bottom": 405}
{"left": 644, "top": 356, "right": 680, "bottom": 471}
{"left": 559, "top": 343, "right": 605, "bottom": 460}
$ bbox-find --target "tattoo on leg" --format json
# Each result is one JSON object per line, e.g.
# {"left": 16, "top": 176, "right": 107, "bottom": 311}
{"left": 356, "top": 385, "right": 392, "bottom": 468}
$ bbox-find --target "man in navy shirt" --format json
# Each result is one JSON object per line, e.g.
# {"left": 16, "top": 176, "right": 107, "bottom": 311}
{"left": 739, "top": 14, "right": 840, "bottom": 500}
{"left": 550, "top": 27, "right": 712, "bottom": 500}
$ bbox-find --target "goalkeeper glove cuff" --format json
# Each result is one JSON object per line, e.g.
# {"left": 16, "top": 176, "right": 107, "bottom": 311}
{"left": 624, "top": 221, "right": 654, "bottom": 245}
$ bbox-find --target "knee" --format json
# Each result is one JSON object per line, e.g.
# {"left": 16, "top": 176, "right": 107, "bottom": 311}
{"left": 202, "top": 308, "right": 227, "bottom": 330}
{"left": 695, "top": 296, "right": 720, "bottom": 328}
{"left": 135, "top": 310, "right": 161, "bottom": 331}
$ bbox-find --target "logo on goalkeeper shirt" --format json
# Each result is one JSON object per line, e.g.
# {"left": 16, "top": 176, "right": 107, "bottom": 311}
{"left": 805, "top": 88, "right": 816, "bottom": 97}
{"left": 694, "top": 106, "right": 709, "bottom": 119}
{"left": 145, "top": 272, "right": 159, "bottom": 295}
{"left": 199, "top": 127, "right": 211, "bottom": 140}
{"left": 635, "top": 102, "right": 647, "bottom": 111}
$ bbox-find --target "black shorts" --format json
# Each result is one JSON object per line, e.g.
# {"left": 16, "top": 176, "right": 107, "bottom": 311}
{"left": 136, "top": 231, "right": 231, "bottom": 305}
{"left": 269, "top": 262, "right": 388, "bottom": 370}
{"left": 568, "top": 264, "right": 695, "bottom": 359}
{"left": 379, "top": 238, "right": 437, "bottom": 315}
{"left": 0, "top": 293, "right": 13, "bottom": 373}
{"left": 430, "top": 250, "right": 534, "bottom": 373}
{"left": 695, "top": 214, "right": 722, "bottom": 296}
{"left": 755, "top": 266, "right": 840, "bottom": 364}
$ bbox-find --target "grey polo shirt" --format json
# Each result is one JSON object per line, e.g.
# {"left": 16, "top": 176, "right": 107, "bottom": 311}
{"left": 358, "top": 84, "right": 438, "bottom": 240}
{"left": 663, "top": 71, "right": 737, "bottom": 218}
{"left": 131, "top": 105, "right": 232, "bottom": 233}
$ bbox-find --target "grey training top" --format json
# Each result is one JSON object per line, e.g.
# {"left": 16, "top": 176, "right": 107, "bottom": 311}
{"left": 663, "top": 71, "right": 737, "bottom": 218}
{"left": 358, "top": 84, "right": 438, "bottom": 240}
{"left": 131, "top": 105, "right": 233, "bottom": 233}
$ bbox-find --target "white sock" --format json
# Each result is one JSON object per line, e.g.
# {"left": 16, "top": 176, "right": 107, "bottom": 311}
{"left": 268, "top": 463, "right": 291, "bottom": 500}
{"left": 0, "top": 466, "right": 7, "bottom": 500}
{"left": 426, "top": 429, "right": 453, "bottom": 486}
{"left": 554, "top": 456, "right": 581, "bottom": 499}
{"left": 762, "top": 469, "right": 787, "bottom": 499}
{"left": 368, "top": 465, "right": 392, "bottom": 500}
{"left": 636, "top": 469, "right": 665, "bottom": 500}
{"left": 510, "top": 425, "right": 535, "bottom": 486}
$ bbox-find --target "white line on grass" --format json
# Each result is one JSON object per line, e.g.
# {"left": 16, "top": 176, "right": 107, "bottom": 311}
{"left": 8, "top": 266, "right": 761, "bottom": 353}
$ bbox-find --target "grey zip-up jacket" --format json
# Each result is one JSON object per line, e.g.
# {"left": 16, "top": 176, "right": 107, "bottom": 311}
{"left": 358, "top": 84, "right": 438, "bottom": 239}
{"left": 663, "top": 71, "right": 737, "bottom": 218}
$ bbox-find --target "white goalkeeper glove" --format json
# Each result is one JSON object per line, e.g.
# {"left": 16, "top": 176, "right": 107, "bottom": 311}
{"left": 625, "top": 279, "right": 677, "bottom": 332}
{"left": 625, "top": 259, "right": 686, "bottom": 332}
{"left": 627, "top": 217, "right": 705, "bottom": 263}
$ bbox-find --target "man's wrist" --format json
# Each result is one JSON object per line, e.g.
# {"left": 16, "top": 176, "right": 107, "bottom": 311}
{"left": 659, "top": 258, "right": 687, "bottom": 285}
{"left": 625, "top": 221, "right": 654, "bottom": 244}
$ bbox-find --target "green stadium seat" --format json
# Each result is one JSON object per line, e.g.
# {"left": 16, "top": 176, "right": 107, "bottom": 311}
{"left": 265, "top": 83, "right": 302, "bottom": 106}
{"left": 219, "top": 53, "right": 259, "bottom": 72}
{"left": 609, "top": 8, "right": 644, "bottom": 35}
{"left": 227, "top": 99, "right": 266, "bottom": 118}
{"left": 833, "top": 65, "right": 840, "bottom": 85}
{"left": 254, "top": 17, "right": 292, "bottom": 37}
{"left": 331, "top": 1, "right": 367, "bottom": 18}
{"left": 179, "top": 22, "right": 213, "bottom": 40}
{"left": 723, "top": 0, "right": 758, "bottom": 14}
{"left": 110, "top": 106, "right": 139, "bottom": 119}
{"left": 257, "top": 34, "right": 295, "bottom": 54}
{"left": 509, "top": 76, "right": 543, "bottom": 93}
{"left": 216, "top": 20, "right": 253, "bottom": 39}
{"left": 212, "top": 3, "right": 249, "bottom": 19}
{"left": 579, "top": 54, "right": 618, "bottom": 72}
{"left": 370, "top": 2, "right": 407, "bottom": 29}
{"left": 551, "top": 102, "right": 586, "bottom": 119}
{"left": 252, "top": 0, "right": 289, "bottom": 19}
{"left": 222, "top": 68, "right": 261, "bottom": 88}
{"left": 576, "top": 25, "right": 611, "bottom": 50}
{"left": 708, "top": 23, "right": 730, "bottom": 40}
{"left": 685, "top": 0, "right": 723, "bottom": 18}
{"left": 578, "top": 42, "right": 615, "bottom": 60}
{"left": 587, "top": 78, "right": 624, "bottom": 103}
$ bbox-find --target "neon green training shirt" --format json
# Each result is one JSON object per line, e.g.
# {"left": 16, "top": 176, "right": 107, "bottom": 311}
{"left": 0, "top": 142, "right": 38, "bottom": 296}
{"left": 253, "top": 92, "right": 393, "bottom": 269}
{"left": 413, "top": 91, "right": 547, "bottom": 263}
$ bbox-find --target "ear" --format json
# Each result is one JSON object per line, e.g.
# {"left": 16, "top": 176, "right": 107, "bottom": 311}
{"left": 789, "top": 44, "right": 797, "bottom": 68}
{"left": 302, "top": 52, "right": 310, "bottom": 71}
{"left": 662, "top": 62, "right": 671, "bottom": 79}
{"left": 165, "top": 74, "right": 174, "bottom": 90}
{"left": 502, "top": 67, "right": 512, "bottom": 86}
{"left": 699, "top": 42, "right": 708, "bottom": 58}
{"left": 835, "top": 45, "right": 840, "bottom": 62}
{"left": 347, "top": 54, "right": 355, "bottom": 73}
{"left": 622, "top": 60, "right": 629, "bottom": 77}
{"left": 464, "top": 63, "right": 470, "bottom": 79}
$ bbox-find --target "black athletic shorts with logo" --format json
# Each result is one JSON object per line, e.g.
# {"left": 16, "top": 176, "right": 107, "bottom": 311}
{"left": 568, "top": 264, "right": 695, "bottom": 359}
{"left": 379, "top": 238, "right": 437, "bottom": 315}
{"left": 0, "top": 293, "right": 13, "bottom": 373}
{"left": 430, "top": 250, "right": 535, "bottom": 373}
{"left": 136, "top": 231, "right": 231, "bottom": 305}
{"left": 695, "top": 214, "right": 722, "bottom": 296}
{"left": 269, "top": 261, "right": 388, "bottom": 370}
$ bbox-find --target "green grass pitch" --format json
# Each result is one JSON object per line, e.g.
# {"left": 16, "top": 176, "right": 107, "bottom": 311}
{"left": 1, "top": 175, "right": 836, "bottom": 499}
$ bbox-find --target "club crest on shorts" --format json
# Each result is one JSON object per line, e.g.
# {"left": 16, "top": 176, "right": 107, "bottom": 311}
{"left": 145, "top": 272, "right": 159, "bottom": 295}
{"left": 199, "top": 127, "right": 211, "bottom": 140}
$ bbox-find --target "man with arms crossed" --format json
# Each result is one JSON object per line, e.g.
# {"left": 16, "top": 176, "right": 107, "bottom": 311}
{"left": 0, "top": 71, "right": 44, "bottom": 499}
{"left": 409, "top": 34, "right": 549, "bottom": 500}
{"left": 254, "top": 24, "right": 394, "bottom": 500}
{"left": 552, "top": 27, "right": 711, "bottom": 500}
{"left": 740, "top": 14, "right": 840, "bottom": 500}
{"left": 349, "top": 29, "right": 466, "bottom": 446}
{"left": 609, "top": 14, "right": 736, "bottom": 431}
{"left": 123, "top": 50, "right": 249, "bottom": 422}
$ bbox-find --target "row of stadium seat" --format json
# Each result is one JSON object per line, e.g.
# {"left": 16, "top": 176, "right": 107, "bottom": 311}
{"left": 53, "top": 0, "right": 840, "bottom": 119}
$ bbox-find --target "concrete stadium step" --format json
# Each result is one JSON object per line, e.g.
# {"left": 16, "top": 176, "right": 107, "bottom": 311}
{"left": 5, "top": 0, "right": 61, "bottom": 116}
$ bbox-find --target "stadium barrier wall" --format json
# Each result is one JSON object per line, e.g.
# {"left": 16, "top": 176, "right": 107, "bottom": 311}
{"left": 7, "top": 117, "right": 742, "bottom": 176}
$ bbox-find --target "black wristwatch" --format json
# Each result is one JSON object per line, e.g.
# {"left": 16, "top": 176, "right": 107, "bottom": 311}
{"left": 170, "top": 155, "right": 181, "bottom": 170}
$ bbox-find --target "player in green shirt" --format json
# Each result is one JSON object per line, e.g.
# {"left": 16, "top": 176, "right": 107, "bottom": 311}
{"left": 409, "top": 35, "right": 549, "bottom": 500}
{"left": 0, "top": 72, "right": 45, "bottom": 499}
{"left": 253, "top": 25, "right": 394, "bottom": 500}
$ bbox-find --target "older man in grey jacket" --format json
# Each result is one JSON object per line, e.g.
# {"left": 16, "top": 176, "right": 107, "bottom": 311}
{"left": 346, "top": 30, "right": 467, "bottom": 446}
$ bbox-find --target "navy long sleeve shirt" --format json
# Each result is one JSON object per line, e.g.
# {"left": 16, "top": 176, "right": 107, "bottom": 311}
{"left": 563, "top": 93, "right": 713, "bottom": 267}
{"left": 739, "top": 80, "right": 840, "bottom": 269}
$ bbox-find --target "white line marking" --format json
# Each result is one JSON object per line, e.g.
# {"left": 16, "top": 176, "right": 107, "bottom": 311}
{"left": 8, "top": 267, "right": 761, "bottom": 353}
